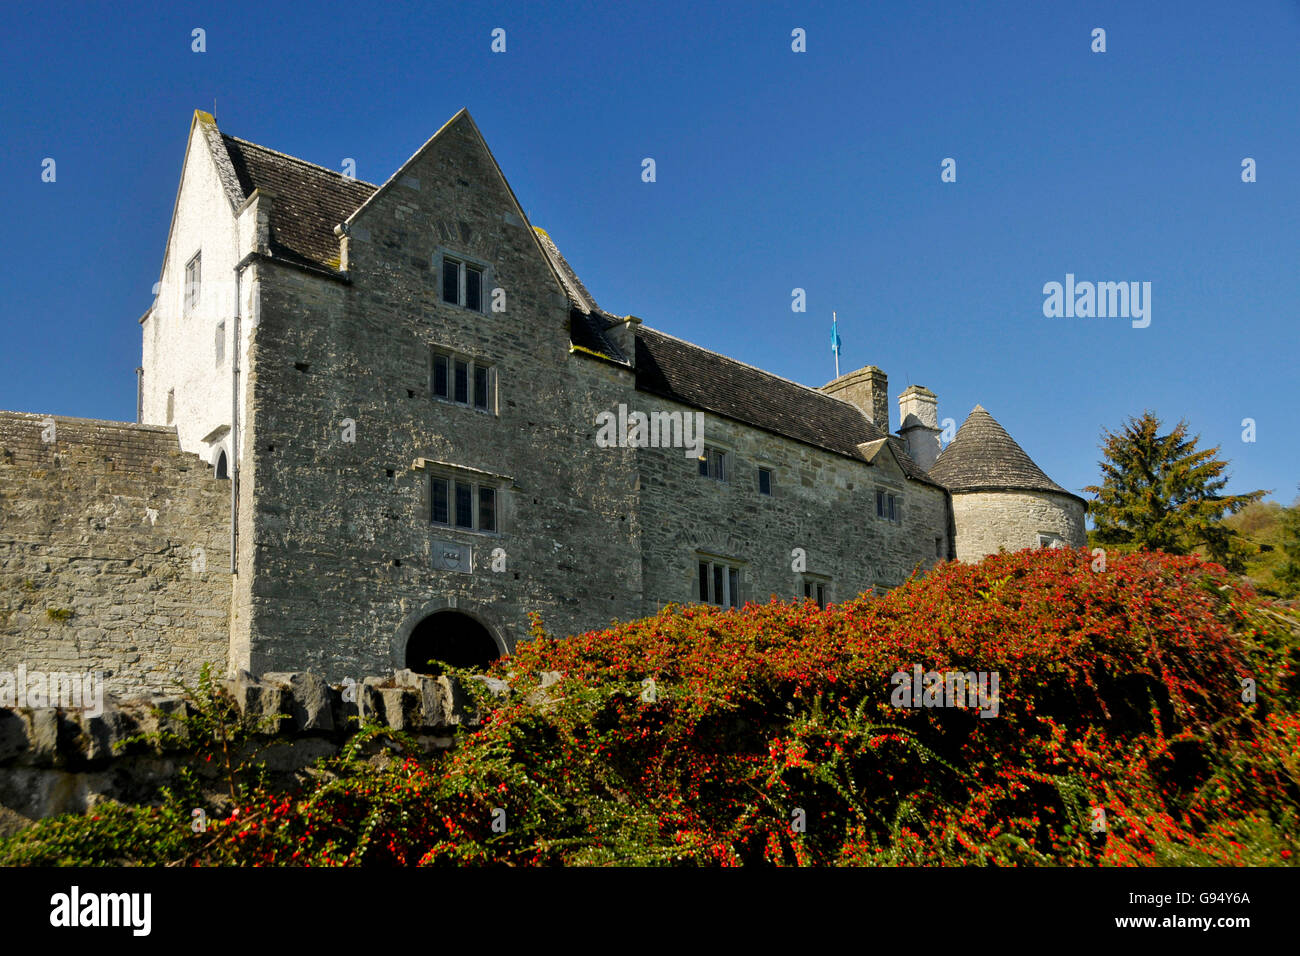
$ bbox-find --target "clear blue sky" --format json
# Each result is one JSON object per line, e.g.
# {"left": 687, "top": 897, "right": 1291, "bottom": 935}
{"left": 2, "top": 0, "right": 1296, "bottom": 504}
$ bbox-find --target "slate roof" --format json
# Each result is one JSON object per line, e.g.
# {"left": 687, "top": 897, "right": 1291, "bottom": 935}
{"left": 929, "top": 405, "right": 1083, "bottom": 501}
{"left": 633, "top": 327, "right": 940, "bottom": 486}
{"left": 192, "top": 117, "right": 956, "bottom": 489}
{"left": 219, "top": 134, "right": 377, "bottom": 271}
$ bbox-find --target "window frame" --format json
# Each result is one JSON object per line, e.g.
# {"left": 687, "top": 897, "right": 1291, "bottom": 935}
{"left": 698, "top": 445, "right": 729, "bottom": 483}
{"left": 184, "top": 252, "right": 201, "bottom": 316}
{"left": 757, "top": 466, "right": 773, "bottom": 496}
{"left": 696, "top": 555, "right": 744, "bottom": 608}
{"left": 801, "top": 575, "right": 831, "bottom": 609}
{"left": 876, "top": 488, "right": 903, "bottom": 524}
{"left": 438, "top": 252, "right": 489, "bottom": 314}
{"left": 430, "top": 346, "right": 496, "bottom": 413}
{"left": 429, "top": 470, "right": 502, "bottom": 535}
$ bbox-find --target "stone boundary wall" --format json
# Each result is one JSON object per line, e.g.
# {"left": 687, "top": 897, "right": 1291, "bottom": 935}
{"left": 0, "top": 412, "right": 231, "bottom": 698}
{"left": 0, "top": 668, "right": 518, "bottom": 828}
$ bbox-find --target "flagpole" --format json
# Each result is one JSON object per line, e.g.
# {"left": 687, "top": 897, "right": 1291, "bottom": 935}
{"left": 833, "top": 311, "right": 840, "bottom": 378}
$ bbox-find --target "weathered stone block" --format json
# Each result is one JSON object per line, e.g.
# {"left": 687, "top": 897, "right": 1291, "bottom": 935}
{"left": 262, "top": 671, "right": 334, "bottom": 733}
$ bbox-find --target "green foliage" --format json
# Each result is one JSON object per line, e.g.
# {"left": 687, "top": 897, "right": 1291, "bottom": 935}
{"left": 2, "top": 552, "right": 1298, "bottom": 867}
{"left": 1275, "top": 487, "right": 1300, "bottom": 596}
{"left": 1084, "top": 411, "right": 1266, "bottom": 571}
{"left": 44, "top": 607, "right": 72, "bottom": 622}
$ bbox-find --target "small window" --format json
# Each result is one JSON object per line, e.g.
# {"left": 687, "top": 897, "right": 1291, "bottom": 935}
{"left": 215, "top": 321, "right": 225, "bottom": 367}
{"left": 430, "top": 473, "right": 500, "bottom": 533}
{"left": 877, "top": 491, "right": 902, "bottom": 524}
{"left": 440, "top": 255, "right": 486, "bottom": 312}
{"left": 935, "top": 536, "right": 943, "bottom": 558}
{"left": 431, "top": 477, "right": 449, "bottom": 524}
{"left": 697, "top": 557, "right": 742, "bottom": 608}
{"left": 802, "top": 579, "right": 829, "bottom": 608}
{"left": 757, "top": 467, "right": 772, "bottom": 496}
{"left": 1038, "top": 533, "right": 1065, "bottom": 549}
{"left": 454, "top": 480, "right": 474, "bottom": 529}
{"left": 454, "top": 360, "right": 469, "bottom": 404}
{"left": 473, "top": 365, "right": 488, "bottom": 410}
{"left": 433, "top": 353, "right": 449, "bottom": 398}
{"left": 466, "top": 265, "right": 483, "bottom": 312}
{"left": 441, "top": 257, "right": 459, "bottom": 304}
{"left": 184, "top": 252, "right": 201, "bottom": 315}
{"left": 431, "top": 347, "right": 494, "bottom": 412}
{"left": 876, "top": 490, "right": 885, "bottom": 518}
{"left": 699, "top": 447, "right": 728, "bottom": 482}
{"left": 215, "top": 450, "right": 228, "bottom": 480}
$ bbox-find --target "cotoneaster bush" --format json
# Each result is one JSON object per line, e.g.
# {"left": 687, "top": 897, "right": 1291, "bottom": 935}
{"left": 2, "top": 548, "right": 1297, "bottom": 866}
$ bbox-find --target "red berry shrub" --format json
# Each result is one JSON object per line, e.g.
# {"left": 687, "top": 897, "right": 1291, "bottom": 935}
{"left": 4, "top": 548, "right": 1297, "bottom": 866}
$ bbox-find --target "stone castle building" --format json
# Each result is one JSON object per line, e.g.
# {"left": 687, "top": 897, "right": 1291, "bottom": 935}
{"left": 0, "top": 109, "right": 1086, "bottom": 697}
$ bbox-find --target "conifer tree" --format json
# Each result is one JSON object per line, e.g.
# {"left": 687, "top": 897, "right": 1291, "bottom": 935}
{"left": 1084, "top": 412, "right": 1265, "bottom": 571}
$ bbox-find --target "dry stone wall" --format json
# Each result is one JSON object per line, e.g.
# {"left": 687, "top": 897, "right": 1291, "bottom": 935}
{"left": 0, "top": 668, "right": 499, "bottom": 827}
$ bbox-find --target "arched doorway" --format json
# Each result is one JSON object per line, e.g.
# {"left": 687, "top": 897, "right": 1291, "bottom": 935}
{"left": 403, "top": 610, "right": 500, "bottom": 674}
{"left": 215, "top": 450, "right": 229, "bottom": 480}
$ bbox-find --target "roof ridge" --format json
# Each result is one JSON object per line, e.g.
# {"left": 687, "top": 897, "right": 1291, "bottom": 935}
{"left": 637, "top": 325, "right": 874, "bottom": 422}
{"left": 222, "top": 134, "right": 379, "bottom": 188}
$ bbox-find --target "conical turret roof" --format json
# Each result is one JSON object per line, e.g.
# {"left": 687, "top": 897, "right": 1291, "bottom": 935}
{"left": 930, "top": 406, "right": 1081, "bottom": 501}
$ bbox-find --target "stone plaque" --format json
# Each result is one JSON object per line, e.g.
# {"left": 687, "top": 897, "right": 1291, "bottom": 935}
{"left": 431, "top": 539, "right": 472, "bottom": 574}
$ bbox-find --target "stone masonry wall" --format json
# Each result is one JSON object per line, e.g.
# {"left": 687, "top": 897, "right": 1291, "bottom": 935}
{"left": 950, "top": 489, "right": 1087, "bottom": 562}
{"left": 235, "top": 114, "right": 644, "bottom": 680}
{"left": 635, "top": 397, "right": 950, "bottom": 608}
{"left": 0, "top": 412, "right": 231, "bottom": 699}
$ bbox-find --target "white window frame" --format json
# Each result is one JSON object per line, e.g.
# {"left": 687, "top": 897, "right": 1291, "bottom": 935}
{"left": 1038, "top": 532, "right": 1065, "bottom": 549}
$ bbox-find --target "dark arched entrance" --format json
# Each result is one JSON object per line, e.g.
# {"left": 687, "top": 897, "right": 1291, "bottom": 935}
{"left": 404, "top": 611, "right": 500, "bottom": 673}
{"left": 215, "top": 451, "right": 228, "bottom": 479}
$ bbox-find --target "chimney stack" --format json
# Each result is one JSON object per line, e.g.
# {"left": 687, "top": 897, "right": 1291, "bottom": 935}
{"left": 897, "top": 385, "right": 940, "bottom": 471}
{"left": 821, "top": 366, "right": 889, "bottom": 431}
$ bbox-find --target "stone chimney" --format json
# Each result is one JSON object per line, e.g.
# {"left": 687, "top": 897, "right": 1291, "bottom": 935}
{"left": 821, "top": 366, "right": 889, "bottom": 430}
{"left": 897, "top": 385, "right": 940, "bottom": 471}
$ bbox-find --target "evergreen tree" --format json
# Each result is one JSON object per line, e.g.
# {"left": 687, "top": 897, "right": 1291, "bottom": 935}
{"left": 1084, "top": 412, "right": 1265, "bottom": 571}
